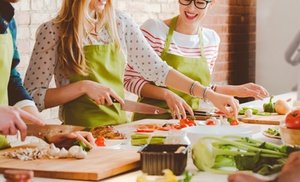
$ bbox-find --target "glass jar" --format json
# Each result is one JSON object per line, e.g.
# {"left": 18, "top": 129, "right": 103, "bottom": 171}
{"left": 164, "top": 130, "right": 190, "bottom": 145}
{"left": 4, "top": 169, "right": 33, "bottom": 182}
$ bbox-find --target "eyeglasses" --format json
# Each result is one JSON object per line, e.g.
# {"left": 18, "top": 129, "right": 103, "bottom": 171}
{"left": 179, "top": 0, "right": 212, "bottom": 10}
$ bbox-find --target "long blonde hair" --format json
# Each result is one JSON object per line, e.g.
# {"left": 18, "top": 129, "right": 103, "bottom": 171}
{"left": 53, "top": 0, "right": 121, "bottom": 76}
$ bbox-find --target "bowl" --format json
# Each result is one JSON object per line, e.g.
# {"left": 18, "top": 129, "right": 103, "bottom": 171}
{"left": 280, "top": 125, "right": 300, "bottom": 146}
{"left": 182, "top": 126, "right": 254, "bottom": 147}
{"left": 138, "top": 144, "right": 188, "bottom": 175}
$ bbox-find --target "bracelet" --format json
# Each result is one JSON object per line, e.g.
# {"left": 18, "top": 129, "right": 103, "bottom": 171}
{"left": 189, "top": 81, "right": 198, "bottom": 96}
{"left": 202, "top": 86, "right": 211, "bottom": 102}
{"left": 210, "top": 84, "right": 217, "bottom": 92}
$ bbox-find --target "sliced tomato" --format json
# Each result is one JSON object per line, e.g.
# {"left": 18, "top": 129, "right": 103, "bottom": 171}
{"left": 206, "top": 119, "right": 216, "bottom": 125}
{"left": 95, "top": 137, "right": 106, "bottom": 146}
{"left": 230, "top": 119, "right": 239, "bottom": 126}
{"left": 157, "top": 127, "right": 169, "bottom": 131}
{"left": 173, "top": 124, "right": 182, "bottom": 130}
{"left": 187, "top": 120, "right": 197, "bottom": 126}
{"left": 180, "top": 123, "right": 188, "bottom": 128}
{"left": 216, "top": 110, "right": 225, "bottom": 115}
{"left": 180, "top": 118, "right": 189, "bottom": 125}
{"left": 136, "top": 128, "right": 155, "bottom": 132}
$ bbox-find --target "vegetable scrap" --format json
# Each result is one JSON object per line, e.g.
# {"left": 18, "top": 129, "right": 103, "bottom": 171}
{"left": 3, "top": 142, "right": 90, "bottom": 161}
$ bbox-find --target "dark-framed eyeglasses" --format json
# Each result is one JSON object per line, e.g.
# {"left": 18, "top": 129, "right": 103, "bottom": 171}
{"left": 179, "top": 0, "right": 212, "bottom": 10}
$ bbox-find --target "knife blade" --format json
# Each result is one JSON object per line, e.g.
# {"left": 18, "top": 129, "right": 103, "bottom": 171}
{"left": 26, "top": 124, "right": 85, "bottom": 139}
{"left": 186, "top": 110, "right": 220, "bottom": 117}
{"left": 111, "top": 97, "right": 169, "bottom": 114}
{"left": 111, "top": 97, "right": 220, "bottom": 117}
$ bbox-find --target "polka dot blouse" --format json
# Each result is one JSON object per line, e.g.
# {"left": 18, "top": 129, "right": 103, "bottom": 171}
{"left": 24, "top": 10, "right": 172, "bottom": 111}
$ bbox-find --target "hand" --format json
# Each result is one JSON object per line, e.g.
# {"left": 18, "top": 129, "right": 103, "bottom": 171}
{"left": 164, "top": 90, "right": 193, "bottom": 119}
{"left": 277, "top": 151, "right": 300, "bottom": 182}
{"left": 83, "top": 80, "right": 124, "bottom": 105}
{"left": 282, "top": 151, "right": 300, "bottom": 172}
{"left": 235, "top": 83, "right": 269, "bottom": 100}
{"left": 45, "top": 131, "right": 95, "bottom": 149}
{"left": 228, "top": 173, "right": 266, "bottom": 182}
{"left": 208, "top": 91, "right": 240, "bottom": 118}
{"left": 0, "top": 106, "right": 45, "bottom": 141}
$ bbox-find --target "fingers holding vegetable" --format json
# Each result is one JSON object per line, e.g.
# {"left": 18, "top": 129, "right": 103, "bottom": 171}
{"left": 209, "top": 92, "right": 239, "bottom": 118}
{"left": 165, "top": 91, "right": 192, "bottom": 119}
{"left": 44, "top": 131, "right": 95, "bottom": 149}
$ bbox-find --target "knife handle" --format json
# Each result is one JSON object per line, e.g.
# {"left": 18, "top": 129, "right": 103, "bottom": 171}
{"left": 185, "top": 110, "right": 210, "bottom": 116}
{"left": 110, "top": 96, "right": 119, "bottom": 103}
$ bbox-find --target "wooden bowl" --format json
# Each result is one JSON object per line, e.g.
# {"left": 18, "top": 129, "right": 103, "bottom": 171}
{"left": 280, "top": 124, "right": 300, "bottom": 146}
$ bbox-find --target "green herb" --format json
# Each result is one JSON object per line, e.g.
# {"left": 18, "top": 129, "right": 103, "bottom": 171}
{"left": 179, "top": 170, "right": 194, "bottom": 182}
{"left": 265, "top": 128, "right": 280, "bottom": 136}
{"left": 192, "top": 135, "right": 299, "bottom": 175}
{"left": 73, "top": 140, "right": 92, "bottom": 152}
{"left": 227, "top": 116, "right": 236, "bottom": 122}
{"left": 256, "top": 112, "right": 272, "bottom": 116}
{"left": 238, "top": 107, "right": 259, "bottom": 115}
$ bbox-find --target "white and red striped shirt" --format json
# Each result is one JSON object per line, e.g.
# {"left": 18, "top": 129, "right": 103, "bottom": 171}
{"left": 124, "top": 18, "right": 220, "bottom": 96}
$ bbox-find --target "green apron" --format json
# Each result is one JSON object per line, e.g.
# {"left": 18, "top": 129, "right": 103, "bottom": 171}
{"left": 132, "top": 16, "right": 210, "bottom": 121}
{"left": 63, "top": 42, "right": 128, "bottom": 129}
{"left": 0, "top": 28, "right": 13, "bottom": 149}
{"left": 0, "top": 28, "right": 13, "bottom": 106}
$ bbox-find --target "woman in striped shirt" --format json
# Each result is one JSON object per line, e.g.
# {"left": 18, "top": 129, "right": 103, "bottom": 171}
{"left": 124, "top": 0, "right": 268, "bottom": 120}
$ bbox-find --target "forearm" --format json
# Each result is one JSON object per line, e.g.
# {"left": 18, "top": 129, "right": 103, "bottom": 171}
{"left": 165, "top": 69, "right": 209, "bottom": 100}
{"left": 44, "top": 80, "right": 87, "bottom": 108}
{"left": 140, "top": 83, "right": 171, "bottom": 101}
{"left": 214, "top": 85, "right": 238, "bottom": 96}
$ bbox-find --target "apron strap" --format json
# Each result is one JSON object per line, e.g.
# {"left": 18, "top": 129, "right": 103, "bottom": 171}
{"left": 161, "top": 16, "right": 178, "bottom": 58}
{"left": 198, "top": 27, "right": 205, "bottom": 60}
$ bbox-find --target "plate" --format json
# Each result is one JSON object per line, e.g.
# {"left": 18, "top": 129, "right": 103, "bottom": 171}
{"left": 262, "top": 131, "right": 281, "bottom": 139}
{"left": 262, "top": 127, "right": 281, "bottom": 139}
{"left": 182, "top": 125, "right": 256, "bottom": 146}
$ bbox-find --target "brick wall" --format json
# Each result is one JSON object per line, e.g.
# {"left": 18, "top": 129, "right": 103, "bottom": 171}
{"left": 12, "top": 0, "right": 256, "bottom": 122}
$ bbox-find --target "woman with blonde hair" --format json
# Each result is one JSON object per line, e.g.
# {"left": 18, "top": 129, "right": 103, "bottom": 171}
{"left": 25, "top": 0, "right": 240, "bottom": 128}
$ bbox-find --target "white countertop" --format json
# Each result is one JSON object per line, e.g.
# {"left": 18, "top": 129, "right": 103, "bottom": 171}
{"left": 0, "top": 92, "right": 297, "bottom": 182}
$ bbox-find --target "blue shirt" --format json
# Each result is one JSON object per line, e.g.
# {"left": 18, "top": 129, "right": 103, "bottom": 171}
{"left": 0, "top": 0, "right": 33, "bottom": 106}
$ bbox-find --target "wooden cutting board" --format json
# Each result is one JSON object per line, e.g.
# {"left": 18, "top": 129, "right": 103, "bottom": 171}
{"left": 238, "top": 114, "right": 286, "bottom": 125}
{"left": 0, "top": 144, "right": 140, "bottom": 181}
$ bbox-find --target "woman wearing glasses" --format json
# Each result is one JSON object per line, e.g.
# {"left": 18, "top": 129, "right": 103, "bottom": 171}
{"left": 125, "top": 0, "right": 269, "bottom": 120}
{"left": 24, "top": 0, "right": 241, "bottom": 128}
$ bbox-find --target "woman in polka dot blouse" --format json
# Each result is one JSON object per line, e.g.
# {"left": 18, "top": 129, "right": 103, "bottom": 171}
{"left": 124, "top": 0, "right": 269, "bottom": 121}
{"left": 24, "top": 0, "right": 240, "bottom": 128}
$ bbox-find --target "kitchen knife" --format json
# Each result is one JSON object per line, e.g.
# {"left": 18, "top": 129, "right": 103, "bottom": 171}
{"left": 113, "top": 98, "right": 169, "bottom": 114}
{"left": 186, "top": 110, "right": 220, "bottom": 117}
{"left": 26, "top": 124, "right": 85, "bottom": 139}
{"left": 111, "top": 97, "right": 219, "bottom": 117}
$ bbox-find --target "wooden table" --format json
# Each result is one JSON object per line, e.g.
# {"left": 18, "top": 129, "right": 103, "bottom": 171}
{"left": 0, "top": 92, "right": 297, "bottom": 182}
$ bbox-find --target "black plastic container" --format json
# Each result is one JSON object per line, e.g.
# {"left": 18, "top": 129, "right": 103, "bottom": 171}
{"left": 138, "top": 144, "right": 188, "bottom": 175}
